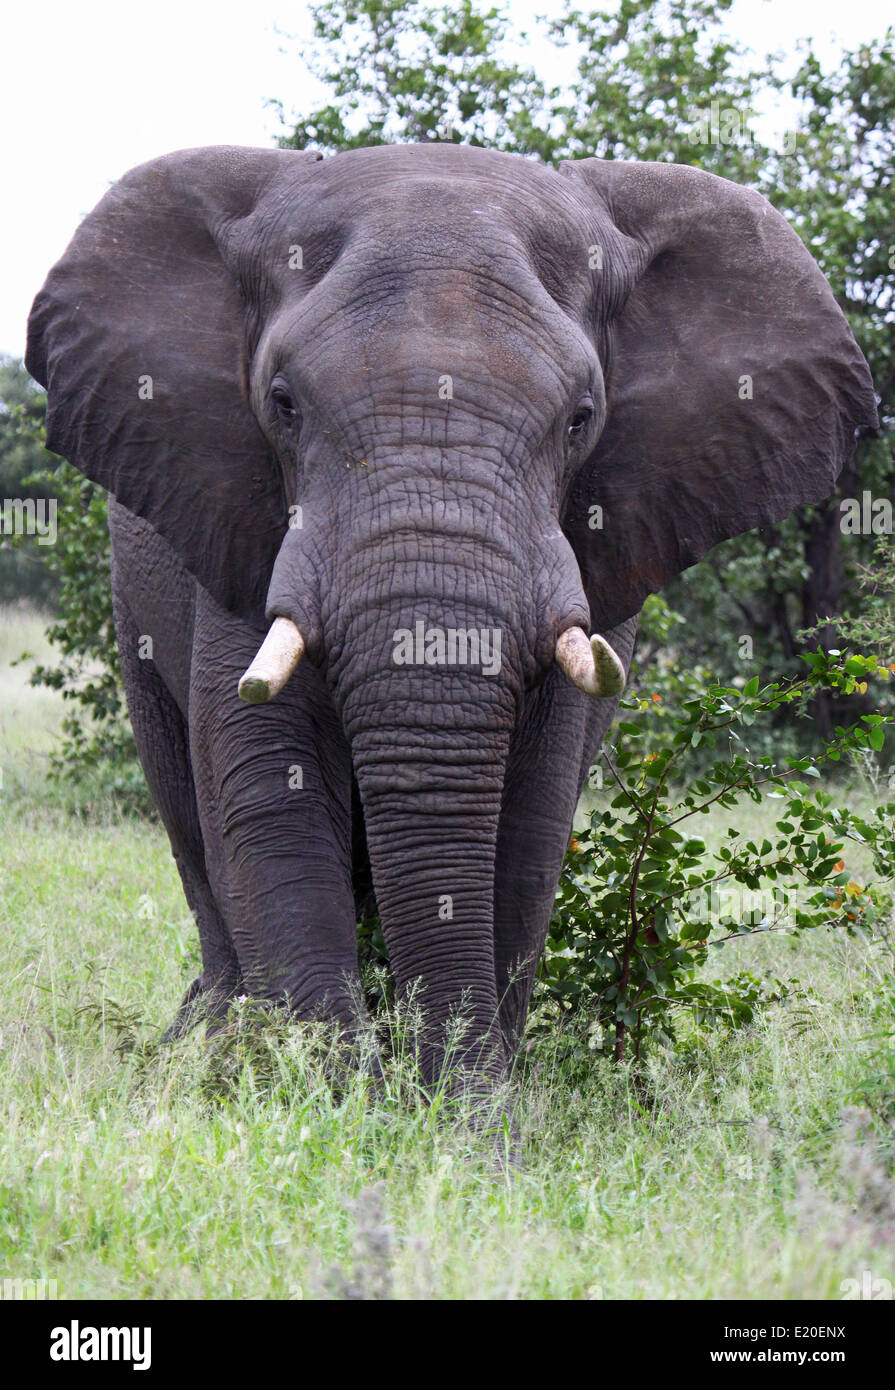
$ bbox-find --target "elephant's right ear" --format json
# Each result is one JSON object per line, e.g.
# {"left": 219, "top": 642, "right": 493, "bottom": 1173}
{"left": 26, "top": 146, "right": 322, "bottom": 618}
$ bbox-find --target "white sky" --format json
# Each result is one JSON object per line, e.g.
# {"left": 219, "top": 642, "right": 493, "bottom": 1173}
{"left": 2, "top": 0, "right": 889, "bottom": 357}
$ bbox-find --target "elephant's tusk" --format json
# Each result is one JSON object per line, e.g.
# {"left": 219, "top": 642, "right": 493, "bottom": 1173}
{"left": 555, "top": 627, "right": 626, "bottom": 698}
{"left": 238, "top": 617, "right": 305, "bottom": 703}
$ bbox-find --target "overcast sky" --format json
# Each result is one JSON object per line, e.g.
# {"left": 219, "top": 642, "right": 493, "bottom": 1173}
{"left": 2, "top": 0, "right": 888, "bottom": 358}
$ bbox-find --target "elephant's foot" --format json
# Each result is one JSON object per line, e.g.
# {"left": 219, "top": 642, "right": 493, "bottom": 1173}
{"left": 161, "top": 973, "right": 239, "bottom": 1042}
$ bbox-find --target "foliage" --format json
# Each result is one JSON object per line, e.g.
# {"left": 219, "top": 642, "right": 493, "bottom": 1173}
{"left": 624, "top": 594, "right": 720, "bottom": 766}
{"left": 273, "top": 0, "right": 552, "bottom": 153}
{"left": 545, "top": 0, "right": 769, "bottom": 177}
{"left": 277, "top": 0, "right": 769, "bottom": 176}
{"left": 835, "top": 536, "right": 895, "bottom": 656}
{"left": 538, "top": 650, "right": 895, "bottom": 1062}
{"left": 7, "top": 405, "right": 145, "bottom": 807}
{"left": 0, "top": 356, "right": 58, "bottom": 606}
{"left": 663, "top": 30, "right": 895, "bottom": 738}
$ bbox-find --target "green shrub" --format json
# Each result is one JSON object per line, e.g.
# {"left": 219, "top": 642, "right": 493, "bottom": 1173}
{"left": 537, "top": 650, "right": 895, "bottom": 1063}
{"left": 9, "top": 414, "right": 147, "bottom": 810}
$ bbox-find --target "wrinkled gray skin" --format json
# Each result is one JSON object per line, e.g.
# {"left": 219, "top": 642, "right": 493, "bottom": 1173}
{"left": 27, "top": 143, "right": 876, "bottom": 1091}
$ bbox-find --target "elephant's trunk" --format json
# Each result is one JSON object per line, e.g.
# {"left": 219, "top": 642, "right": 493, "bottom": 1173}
{"left": 351, "top": 717, "right": 511, "bottom": 1084}
{"left": 331, "top": 583, "right": 522, "bottom": 1085}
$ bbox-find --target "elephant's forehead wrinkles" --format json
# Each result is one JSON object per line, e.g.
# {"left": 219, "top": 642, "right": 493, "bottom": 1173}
{"left": 333, "top": 163, "right": 597, "bottom": 258}
{"left": 246, "top": 175, "right": 600, "bottom": 326}
{"left": 281, "top": 242, "right": 586, "bottom": 365}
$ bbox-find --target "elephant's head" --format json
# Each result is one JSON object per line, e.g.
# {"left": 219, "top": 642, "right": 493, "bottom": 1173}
{"left": 26, "top": 144, "right": 877, "bottom": 1078}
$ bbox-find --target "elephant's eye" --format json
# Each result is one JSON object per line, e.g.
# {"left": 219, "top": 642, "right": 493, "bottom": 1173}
{"left": 568, "top": 397, "right": 595, "bottom": 437}
{"left": 271, "top": 381, "right": 298, "bottom": 424}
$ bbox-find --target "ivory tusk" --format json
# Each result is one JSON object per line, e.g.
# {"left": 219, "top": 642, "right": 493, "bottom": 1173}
{"left": 238, "top": 617, "right": 305, "bottom": 704}
{"left": 555, "top": 627, "right": 626, "bottom": 698}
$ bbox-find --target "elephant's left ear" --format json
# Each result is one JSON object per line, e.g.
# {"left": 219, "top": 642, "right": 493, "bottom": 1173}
{"left": 559, "top": 158, "right": 879, "bottom": 632}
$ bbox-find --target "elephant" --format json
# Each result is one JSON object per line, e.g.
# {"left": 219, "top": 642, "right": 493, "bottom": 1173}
{"left": 26, "top": 142, "right": 877, "bottom": 1093}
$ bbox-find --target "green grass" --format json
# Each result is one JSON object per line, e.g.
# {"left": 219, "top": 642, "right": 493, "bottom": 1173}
{"left": 1, "top": 605, "right": 893, "bottom": 1299}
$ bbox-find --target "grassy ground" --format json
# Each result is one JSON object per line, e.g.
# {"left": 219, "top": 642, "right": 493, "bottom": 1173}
{"left": 1, "top": 605, "right": 893, "bottom": 1299}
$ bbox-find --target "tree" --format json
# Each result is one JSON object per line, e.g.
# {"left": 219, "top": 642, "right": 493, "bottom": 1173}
{"left": 663, "top": 32, "right": 895, "bottom": 740}
{"left": 546, "top": 0, "right": 768, "bottom": 179}
{"left": 276, "top": 0, "right": 768, "bottom": 175}
{"left": 273, "top": 0, "right": 552, "bottom": 153}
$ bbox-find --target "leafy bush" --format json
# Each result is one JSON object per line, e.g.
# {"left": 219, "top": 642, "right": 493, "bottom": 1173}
{"left": 537, "top": 650, "right": 895, "bottom": 1063}
{"left": 9, "top": 410, "right": 146, "bottom": 809}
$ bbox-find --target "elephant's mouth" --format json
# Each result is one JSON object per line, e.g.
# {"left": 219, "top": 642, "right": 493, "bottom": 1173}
{"left": 236, "top": 616, "right": 626, "bottom": 705}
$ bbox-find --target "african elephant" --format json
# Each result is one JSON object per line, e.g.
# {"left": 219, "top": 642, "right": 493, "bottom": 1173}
{"left": 26, "top": 143, "right": 876, "bottom": 1091}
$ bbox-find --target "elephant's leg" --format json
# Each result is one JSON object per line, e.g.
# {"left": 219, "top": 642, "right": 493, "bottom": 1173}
{"left": 162, "top": 859, "right": 242, "bottom": 1039}
{"left": 493, "top": 619, "right": 637, "bottom": 1057}
{"left": 112, "top": 590, "right": 241, "bottom": 1035}
{"left": 187, "top": 591, "right": 364, "bottom": 1032}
